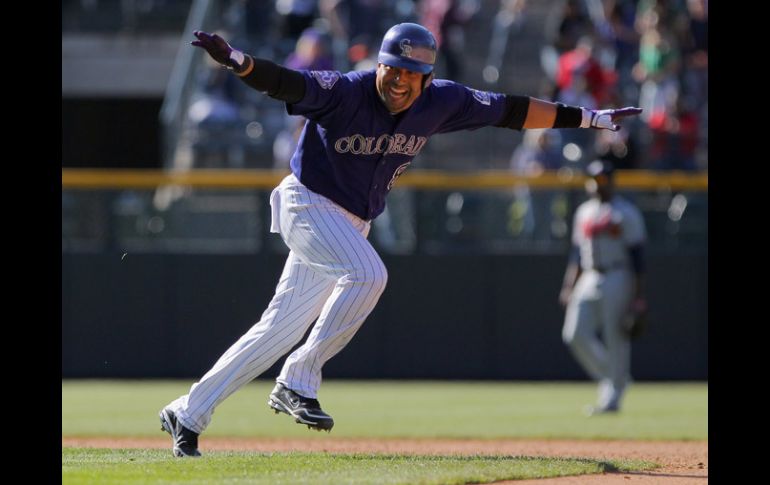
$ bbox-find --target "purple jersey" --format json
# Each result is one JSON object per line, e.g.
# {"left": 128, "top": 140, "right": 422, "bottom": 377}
{"left": 287, "top": 69, "right": 511, "bottom": 220}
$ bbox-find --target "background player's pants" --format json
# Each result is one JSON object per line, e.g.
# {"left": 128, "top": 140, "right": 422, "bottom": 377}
{"left": 562, "top": 269, "right": 633, "bottom": 408}
{"left": 166, "top": 174, "right": 388, "bottom": 433}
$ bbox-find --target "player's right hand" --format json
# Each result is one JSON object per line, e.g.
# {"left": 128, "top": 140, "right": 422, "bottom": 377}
{"left": 191, "top": 31, "right": 245, "bottom": 70}
{"left": 558, "top": 286, "right": 572, "bottom": 307}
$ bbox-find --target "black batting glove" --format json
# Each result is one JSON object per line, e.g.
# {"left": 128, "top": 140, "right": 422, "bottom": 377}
{"left": 191, "top": 30, "right": 247, "bottom": 71}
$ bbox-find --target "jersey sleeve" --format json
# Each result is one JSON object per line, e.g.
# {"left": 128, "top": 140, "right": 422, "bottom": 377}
{"left": 622, "top": 203, "right": 647, "bottom": 246}
{"left": 286, "top": 70, "right": 354, "bottom": 125}
{"left": 432, "top": 81, "right": 508, "bottom": 133}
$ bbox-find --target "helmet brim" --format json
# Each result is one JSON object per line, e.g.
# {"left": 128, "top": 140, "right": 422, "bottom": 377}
{"left": 377, "top": 53, "right": 433, "bottom": 75}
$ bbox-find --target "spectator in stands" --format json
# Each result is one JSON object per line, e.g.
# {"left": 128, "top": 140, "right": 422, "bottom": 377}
{"left": 633, "top": 3, "right": 681, "bottom": 119}
{"left": 594, "top": 126, "right": 639, "bottom": 170}
{"left": 320, "top": 0, "right": 390, "bottom": 70}
{"left": 551, "top": 0, "right": 594, "bottom": 53}
{"left": 275, "top": 0, "right": 319, "bottom": 41}
{"left": 681, "top": 0, "right": 707, "bottom": 167}
{"left": 510, "top": 129, "right": 564, "bottom": 175}
{"left": 647, "top": 94, "right": 698, "bottom": 170}
{"left": 555, "top": 35, "right": 616, "bottom": 108}
{"left": 508, "top": 129, "right": 566, "bottom": 239}
{"left": 419, "top": 0, "right": 480, "bottom": 81}
{"left": 284, "top": 26, "right": 334, "bottom": 71}
{"left": 599, "top": 0, "right": 640, "bottom": 106}
{"left": 187, "top": 36, "right": 244, "bottom": 168}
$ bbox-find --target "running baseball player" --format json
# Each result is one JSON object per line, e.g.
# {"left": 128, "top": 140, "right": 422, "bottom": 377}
{"left": 159, "top": 23, "right": 642, "bottom": 457}
{"left": 559, "top": 159, "right": 647, "bottom": 415}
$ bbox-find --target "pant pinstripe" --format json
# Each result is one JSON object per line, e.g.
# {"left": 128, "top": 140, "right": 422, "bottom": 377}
{"left": 167, "top": 175, "right": 387, "bottom": 434}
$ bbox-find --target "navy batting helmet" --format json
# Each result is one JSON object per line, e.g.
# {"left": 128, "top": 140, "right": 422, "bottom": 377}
{"left": 378, "top": 23, "right": 437, "bottom": 75}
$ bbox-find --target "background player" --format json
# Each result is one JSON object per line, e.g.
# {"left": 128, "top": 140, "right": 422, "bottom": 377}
{"left": 559, "top": 159, "right": 647, "bottom": 415}
{"left": 159, "top": 23, "right": 642, "bottom": 457}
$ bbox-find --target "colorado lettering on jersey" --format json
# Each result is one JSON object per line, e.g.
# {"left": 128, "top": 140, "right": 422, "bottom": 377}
{"left": 288, "top": 70, "right": 509, "bottom": 220}
{"left": 333, "top": 133, "right": 428, "bottom": 156}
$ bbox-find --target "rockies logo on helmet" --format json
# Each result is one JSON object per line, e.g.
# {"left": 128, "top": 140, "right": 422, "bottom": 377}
{"left": 399, "top": 39, "right": 412, "bottom": 58}
{"left": 378, "top": 23, "right": 437, "bottom": 75}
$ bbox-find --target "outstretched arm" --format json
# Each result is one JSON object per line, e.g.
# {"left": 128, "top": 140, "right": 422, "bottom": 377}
{"left": 525, "top": 98, "right": 641, "bottom": 131}
{"left": 191, "top": 31, "right": 306, "bottom": 103}
{"left": 496, "top": 95, "right": 641, "bottom": 131}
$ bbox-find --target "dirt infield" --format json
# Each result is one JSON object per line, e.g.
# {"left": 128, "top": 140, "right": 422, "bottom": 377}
{"left": 62, "top": 436, "right": 706, "bottom": 484}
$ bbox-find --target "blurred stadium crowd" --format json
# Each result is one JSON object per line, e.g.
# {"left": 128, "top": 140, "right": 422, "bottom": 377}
{"left": 169, "top": 0, "right": 707, "bottom": 173}
{"left": 62, "top": 0, "right": 707, "bottom": 255}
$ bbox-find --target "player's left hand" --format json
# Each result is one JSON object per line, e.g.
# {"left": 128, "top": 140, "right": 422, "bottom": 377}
{"left": 191, "top": 30, "right": 245, "bottom": 71}
{"left": 585, "top": 107, "right": 643, "bottom": 131}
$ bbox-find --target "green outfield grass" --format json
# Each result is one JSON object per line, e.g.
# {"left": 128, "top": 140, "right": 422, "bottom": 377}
{"left": 62, "top": 448, "right": 656, "bottom": 485}
{"left": 62, "top": 380, "right": 704, "bottom": 484}
{"left": 62, "top": 379, "right": 707, "bottom": 440}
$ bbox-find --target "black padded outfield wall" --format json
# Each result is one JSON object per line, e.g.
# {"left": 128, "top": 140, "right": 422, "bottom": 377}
{"left": 62, "top": 252, "right": 707, "bottom": 380}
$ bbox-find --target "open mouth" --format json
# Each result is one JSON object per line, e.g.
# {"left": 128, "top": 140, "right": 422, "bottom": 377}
{"left": 388, "top": 85, "right": 408, "bottom": 103}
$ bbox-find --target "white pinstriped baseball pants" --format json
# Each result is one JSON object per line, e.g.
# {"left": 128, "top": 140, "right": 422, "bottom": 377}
{"left": 166, "top": 174, "right": 388, "bottom": 434}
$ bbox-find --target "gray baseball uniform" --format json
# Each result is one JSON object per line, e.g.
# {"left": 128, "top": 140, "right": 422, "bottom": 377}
{"left": 562, "top": 193, "right": 646, "bottom": 412}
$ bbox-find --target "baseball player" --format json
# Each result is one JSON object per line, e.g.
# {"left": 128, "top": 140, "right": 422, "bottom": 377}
{"left": 559, "top": 159, "right": 647, "bottom": 415}
{"left": 159, "top": 23, "right": 642, "bottom": 457}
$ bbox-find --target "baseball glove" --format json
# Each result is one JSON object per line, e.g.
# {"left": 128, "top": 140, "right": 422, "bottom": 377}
{"left": 623, "top": 311, "right": 648, "bottom": 339}
{"left": 622, "top": 297, "right": 648, "bottom": 339}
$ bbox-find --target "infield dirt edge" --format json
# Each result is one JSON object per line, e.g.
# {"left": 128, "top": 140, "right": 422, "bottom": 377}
{"left": 62, "top": 436, "right": 707, "bottom": 484}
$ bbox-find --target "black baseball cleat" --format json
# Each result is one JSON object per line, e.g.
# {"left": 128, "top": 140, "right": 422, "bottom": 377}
{"left": 159, "top": 408, "right": 202, "bottom": 457}
{"left": 268, "top": 383, "right": 334, "bottom": 431}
